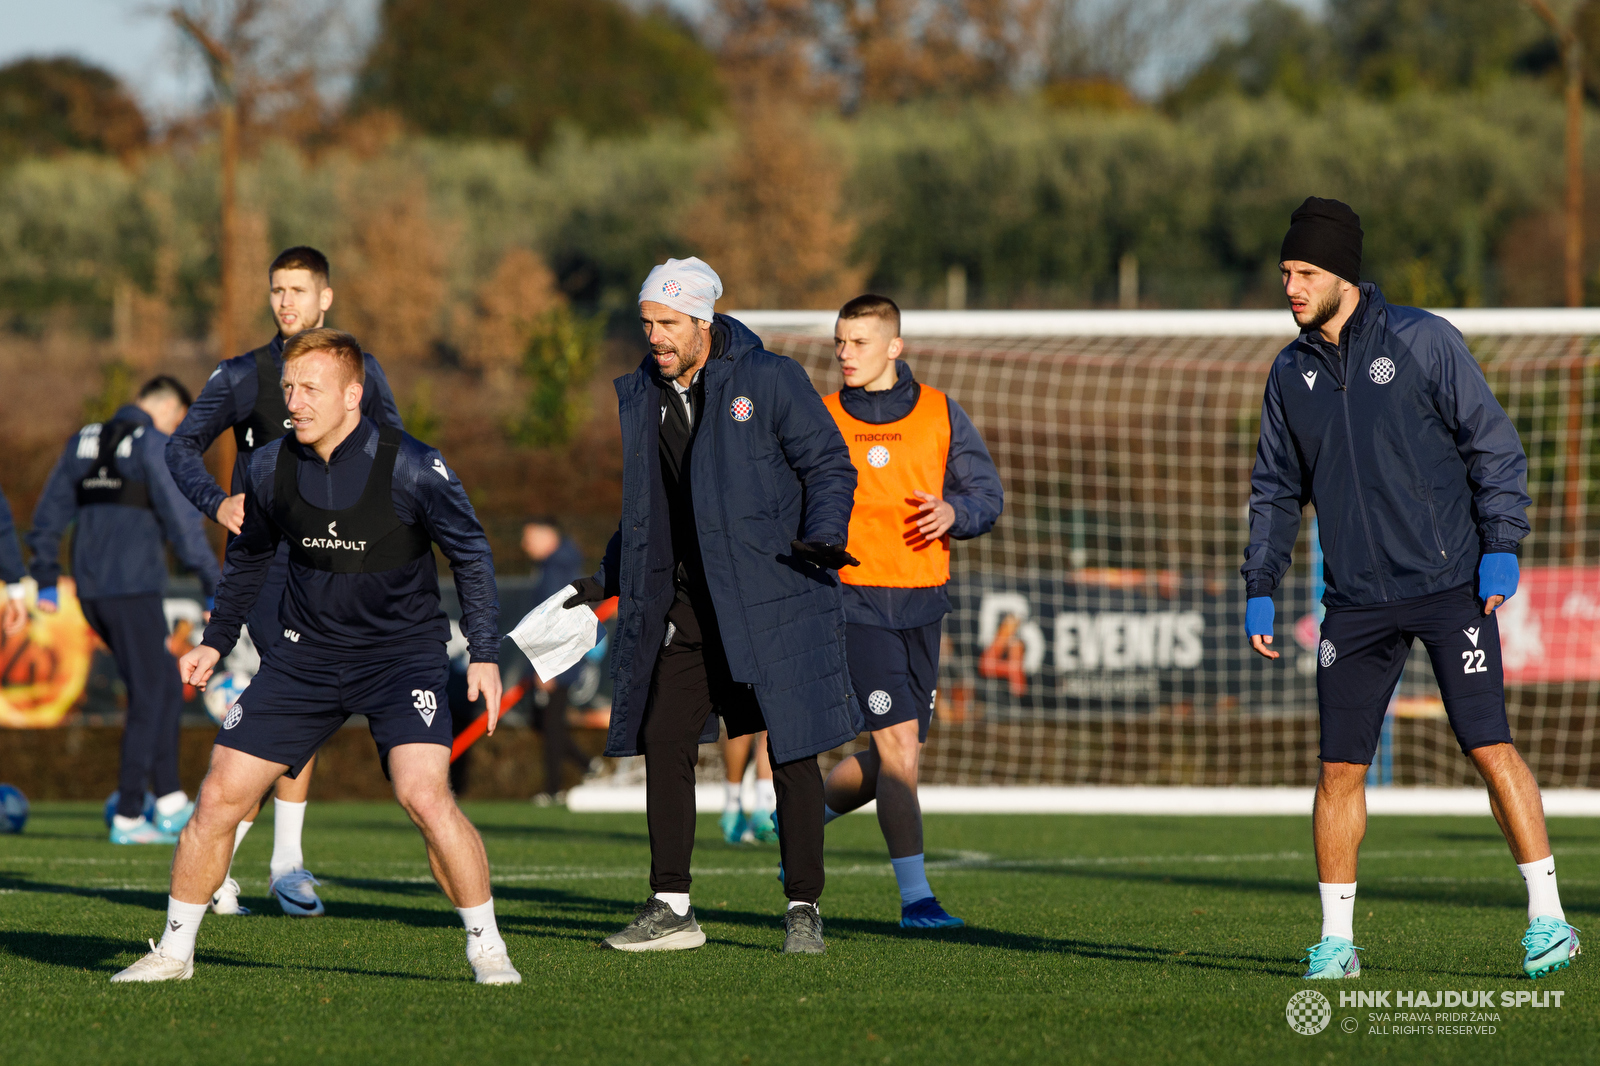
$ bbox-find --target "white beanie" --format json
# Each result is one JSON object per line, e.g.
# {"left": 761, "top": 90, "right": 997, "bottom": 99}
{"left": 639, "top": 257, "right": 723, "bottom": 321}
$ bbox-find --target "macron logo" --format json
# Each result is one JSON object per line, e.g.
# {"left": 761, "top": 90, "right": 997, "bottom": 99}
{"left": 1465, "top": 627, "right": 1481, "bottom": 647}
{"left": 328, "top": 521, "right": 338, "bottom": 538}
{"left": 432, "top": 458, "right": 450, "bottom": 481}
{"left": 283, "top": 629, "right": 301, "bottom": 643}
{"left": 1302, "top": 370, "right": 1317, "bottom": 391}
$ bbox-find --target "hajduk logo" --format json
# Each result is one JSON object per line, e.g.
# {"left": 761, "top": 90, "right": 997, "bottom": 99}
{"left": 867, "top": 445, "right": 890, "bottom": 468}
{"left": 731, "top": 396, "right": 754, "bottom": 422}
{"left": 1286, "top": 990, "right": 1332, "bottom": 1035}
{"left": 302, "top": 519, "right": 367, "bottom": 553}
{"left": 867, "top": 690, "right": 893, "bottom": 715}
{"left": 223, "top": 703, "right": 243, "bottom": 730}
{"left": 662, "top": 280, "right": 681, "bottom": 297}
{"left": 1319, "top": 639, "right": 1337, "bottom": 668}
{"left": 1369, "top": 357, "right": 1396, "bottom": 385}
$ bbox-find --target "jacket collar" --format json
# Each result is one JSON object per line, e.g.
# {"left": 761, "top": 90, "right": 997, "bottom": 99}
{"left": 284, "top": 415, "right": 375, "bottom": 465}
{"left": 112, "top": 403, "right": 153, "bottom": 428}
{"left": 840, "top": 360, "right": 920, "bottom": 424}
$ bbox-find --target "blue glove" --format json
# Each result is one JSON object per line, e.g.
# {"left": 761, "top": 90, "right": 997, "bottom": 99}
{"left": 1245, "top": 596, "right": 1274, "bottom": 637}
{"left": 38, "top": 586, "right": 58, "bottom": 609}
{"left": 1478, "top": 552, "right": 1519, "bottom": 607}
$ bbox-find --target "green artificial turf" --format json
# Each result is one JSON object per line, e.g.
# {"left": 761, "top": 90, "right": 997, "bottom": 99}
{"left": 0, "top": 802, "right": 1594, "bottom": 1065}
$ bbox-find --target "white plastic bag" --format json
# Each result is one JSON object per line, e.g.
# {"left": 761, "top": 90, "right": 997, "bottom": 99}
{"left": 509, "top": 584, "right": 600, "bottom": 682}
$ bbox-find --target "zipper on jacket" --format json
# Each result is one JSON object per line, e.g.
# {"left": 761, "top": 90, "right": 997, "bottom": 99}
{"left": 1320, "top": 335, "right": 1390, "bottom": 602}
{"left": 1421, "top": 485, "right": 1448, "bottom": 561}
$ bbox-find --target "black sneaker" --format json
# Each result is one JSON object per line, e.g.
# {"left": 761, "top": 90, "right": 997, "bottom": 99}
{"left": 782, "top": 903, "right": 826, "bottom": 954}
{"left": 601, "top": 897, "right": 707, "bottom": 952}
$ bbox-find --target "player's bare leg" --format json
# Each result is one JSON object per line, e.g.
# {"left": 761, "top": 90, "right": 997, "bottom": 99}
{"left": 1311, "top": 760, "right": 1367, "bottom": 884}
{"left": 112, "top": 747, "right": 286, "bottom": 982}
{"left": 389, "top": 743, "right": 518, "bottom": 983}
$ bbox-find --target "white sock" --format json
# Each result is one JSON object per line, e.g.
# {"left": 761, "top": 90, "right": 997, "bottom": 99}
{"left": 654, "top": 892, "right": 691, "bottom": 917}
{"left": 112, "top": 814, "right": 146, "bottom": 830}
{"left": 270, "top": 799, "right": 306, "bottom": 879}
{"left": 1518, "top": 855, "right": 1566, "bottom": 922}
{"left": 158, "top": 897, "right": 208, "bottom": 960}
{"left": 455, "top": 898, "right": 507, "bottom": 958}
{"left": 891, "top": 854, "right": 933, "bottom": 906}
{"left": 754, "top": 778, "right": 776, "bottom": 811}
{"left": 225, "top": 820, "right": 253, "bottom": 880}
{"left": 155, "top": 790, "right": 189, "bottom": 817}
{"left": 787, "top": 899, "right": 818, "bottom": 912}
{"left": 1319, "top": 882, "right": 1357, "bottom": 941}
{"left": 823, "top": 804, "right": 843, "bottom": 825}
{"left": 724, "top": 782, "right": 741, "bottom": 814}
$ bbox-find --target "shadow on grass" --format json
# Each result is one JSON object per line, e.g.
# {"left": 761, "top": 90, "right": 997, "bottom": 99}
{"left": 0, "top": 873, "right": 167, "bottom": 912}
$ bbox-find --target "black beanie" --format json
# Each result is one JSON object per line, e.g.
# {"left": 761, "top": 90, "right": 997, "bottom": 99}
{"left": 1279, "top": 197, "right": 1362, "bottom": 283}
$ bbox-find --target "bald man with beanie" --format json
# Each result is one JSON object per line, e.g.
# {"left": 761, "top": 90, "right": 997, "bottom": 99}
{"left": 560, "top": 257, "right": 861, "bottom": 953}
{"left": 1244, "top": 197, "right": 1572, "bottom": 980}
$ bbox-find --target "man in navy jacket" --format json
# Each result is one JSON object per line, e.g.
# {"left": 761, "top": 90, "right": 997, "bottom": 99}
{"left": 1244, "top": 197, "right": 1572, "bottom": 981}
{"left": 28, "top": 376, "right": 220, "bottom": 844}
{"left": 115, "top": 328, "right": 517, "bottom": 985}
{"left": 165, "top": 245, "right": 402, "bottom": 918}
{"left": 564, "top": 257, "right": 860, "bottom": 954}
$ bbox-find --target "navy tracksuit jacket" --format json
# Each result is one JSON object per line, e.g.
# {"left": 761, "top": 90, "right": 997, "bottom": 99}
{"left": 1242, "top": 285, "right": 1530, "bottom": 608}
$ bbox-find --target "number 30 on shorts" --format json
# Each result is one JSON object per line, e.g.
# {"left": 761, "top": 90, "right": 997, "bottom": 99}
{"left": 1461, "top": 650, "right": 1487, "bottom": 674}
{"left": 412, "top": 689, "right": 438, "bottom": 711}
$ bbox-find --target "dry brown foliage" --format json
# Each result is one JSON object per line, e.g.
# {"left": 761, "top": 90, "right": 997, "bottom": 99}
{"left": 684, "top": 99, "right": 865, "bottom": 309}
{"left": 331, "top": 181, "right": 454, "bottom": 369}
{"left": 459, "top": 248, "right": 568, "bottom": 393}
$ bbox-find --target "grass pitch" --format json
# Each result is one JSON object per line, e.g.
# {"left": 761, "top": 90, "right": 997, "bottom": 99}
{"left": 1, "top": 802, "right": 1595, "bottom": 1065}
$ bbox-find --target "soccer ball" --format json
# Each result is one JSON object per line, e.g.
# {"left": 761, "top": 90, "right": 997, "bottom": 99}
{"left": 203, "top": 671, "right": 252, "bottom": 725}
{"left": 104, "top": 790, "right": 157, "bottom": 828}
{"left": 0, "top": 784, "right": 29, "bottom": 833}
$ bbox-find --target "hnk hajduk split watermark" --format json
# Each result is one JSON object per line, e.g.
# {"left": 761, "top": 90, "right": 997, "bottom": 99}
{"left": 1285, "top": 988, "right": 1566, "bottom": 1037}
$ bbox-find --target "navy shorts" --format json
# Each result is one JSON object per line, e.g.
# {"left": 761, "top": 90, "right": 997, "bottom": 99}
{"left": 847, "top": 621, "right": 941, "bottom": 743}
{"left": 1317, "top": 583, "right": 1513, "bottom": 763}
{"left": 214, "top": 643, "right": 452, "bottom": 778}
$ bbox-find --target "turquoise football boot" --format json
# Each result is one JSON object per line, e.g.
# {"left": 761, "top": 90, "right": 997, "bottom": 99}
{"left": 749, "top": 808, "right": 778, "bottom": 843}
{"left": 155, "top": 801, "right": 195, "bottom": 837}
{"left": 719, "top": 808, "right": 748, "bottom": 844}
{"left": 1301, "top": 936, "right": 1361, "bottom": 979}
{"left": 109, "top": 818, "right": 179, "bottom": 845}
{"left": 1523, "top": 917, "right": 1580, "bottom": 979}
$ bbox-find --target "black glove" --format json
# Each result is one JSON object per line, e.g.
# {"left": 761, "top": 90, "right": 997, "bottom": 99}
{"left": 562, "top": 576, "right": 608, "bottom": 609}
{"left": 790, "top": 540, "right": 860, "bottom": 570}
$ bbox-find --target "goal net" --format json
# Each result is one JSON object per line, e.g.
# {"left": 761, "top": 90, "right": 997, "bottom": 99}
{"left": 740, "top": 308, "right": 1600, "bottom": 789}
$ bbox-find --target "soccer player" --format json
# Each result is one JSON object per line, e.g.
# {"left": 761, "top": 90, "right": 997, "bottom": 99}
{"left": 1, "top": 483, "right": 26, "bottom": 636}
{"left": 819, "top": 295, "right": 1003, "bottom": 928}
{"left": 719, "top": 731, "right": 776, "bottom": 843}
{"left": 26, "top": 376, "right": 220, "bottom": 844}
{"left": 561, "top": 257, "right": 861, "bottom": 954}
{"left": 166, "top": 245, "right": 403, "bottom": 916}
{"left": 113, "top": 328, "right": 516, "bottom": 984}
{"left": 1244, "top": 197, "right": 1575, "bottom": 980}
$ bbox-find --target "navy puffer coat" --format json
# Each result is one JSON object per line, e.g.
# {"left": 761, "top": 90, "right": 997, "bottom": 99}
{"left": 596, "top": 314, "right": 863, "bottom": 763}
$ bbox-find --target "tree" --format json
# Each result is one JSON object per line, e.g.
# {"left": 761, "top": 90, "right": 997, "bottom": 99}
{"left": 0, "top": 58, "right": 147, "bottom": 165}
{"left": 355, "top": 0, "right": 723, "bottom": 152}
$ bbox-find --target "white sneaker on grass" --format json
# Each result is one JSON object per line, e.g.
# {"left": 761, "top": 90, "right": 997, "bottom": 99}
{"left": 110, "top": 940, "right": 193, "bottom": 983}
{"left": 210, "top": 877, "right": 250, "bottom": 916}
{"left": 469, "top": 944, "right": 522, "bottom": 984}
{"left": 270, "top": 868, "right": 325, "bottom": 917}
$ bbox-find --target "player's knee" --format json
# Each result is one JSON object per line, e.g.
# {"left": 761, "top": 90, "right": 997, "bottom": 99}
{"left": 395, "top": 782, "right": 456, "bottom": 828}
{"left": 1317, "top": 761, "right": 1368, "bottom": 795}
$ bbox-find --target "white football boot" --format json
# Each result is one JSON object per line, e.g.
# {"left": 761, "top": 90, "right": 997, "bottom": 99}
{"left": 110, "top": 940, "right": 193, "bottom": 983}
{"left": 210, "top": 876, "right": 250, "bottom": 915}
{"left": 469, "top": 944, "right": 522, "bottom": 985}
{"left": 270, "top": 868, "right": 325, "bottom": 917}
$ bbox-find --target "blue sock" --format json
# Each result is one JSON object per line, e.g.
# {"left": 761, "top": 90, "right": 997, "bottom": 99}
{"left": 891, "top": 854, "right": 933, "bottom": 906}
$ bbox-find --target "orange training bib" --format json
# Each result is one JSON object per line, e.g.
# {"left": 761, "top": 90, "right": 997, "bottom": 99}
{"left": 824, "top": 382, "right": 951, "bottom": 588}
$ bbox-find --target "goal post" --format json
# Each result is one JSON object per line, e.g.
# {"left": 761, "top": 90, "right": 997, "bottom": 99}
{"left": 735, "top": 307, "right": 1600, "bottom": 791}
